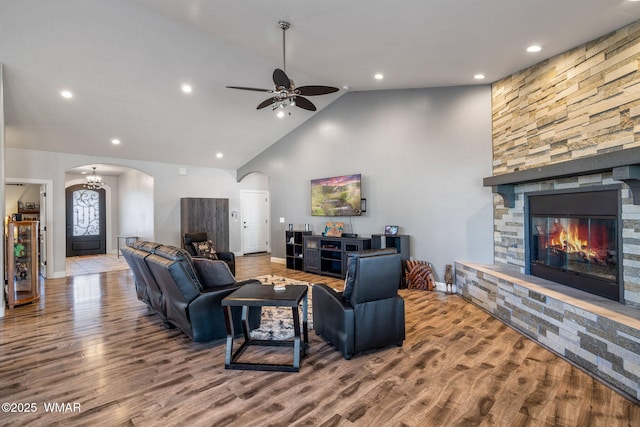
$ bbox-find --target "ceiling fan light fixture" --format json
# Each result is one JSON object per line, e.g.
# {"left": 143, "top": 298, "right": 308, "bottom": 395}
{"left": 276, "top": 109, "right": 286, "bottom": 118}
{"left": 227, "top": 20, "right": 338, "bottom": 113}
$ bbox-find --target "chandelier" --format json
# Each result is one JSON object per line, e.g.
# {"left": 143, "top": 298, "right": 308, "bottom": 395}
{"left": 84, "top": 166, "right": 105, "bottom": 190}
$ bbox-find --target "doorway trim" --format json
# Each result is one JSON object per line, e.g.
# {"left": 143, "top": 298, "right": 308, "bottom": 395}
{"left": 6, "top": 178, "right": 54, "bottom": 279}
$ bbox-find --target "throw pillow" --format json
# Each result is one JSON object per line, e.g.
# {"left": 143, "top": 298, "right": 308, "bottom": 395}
{"left": 406, "top": 260, "right": 435, "bottom": 291}
{"left": 192, "top": 258, "right": 235, "bottom": 288}
{"left": 192, "top": 240, "right": 218, "bottom": 260}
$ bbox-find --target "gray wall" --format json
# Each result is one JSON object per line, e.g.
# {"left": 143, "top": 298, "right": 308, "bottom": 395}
{"left": 239, "top": 85, "right": 494, "bottom": 280}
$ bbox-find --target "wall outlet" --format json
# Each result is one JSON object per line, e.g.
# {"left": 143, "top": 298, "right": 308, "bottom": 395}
{"left": 279, "top": 217, "right": 285, "bottom": 223}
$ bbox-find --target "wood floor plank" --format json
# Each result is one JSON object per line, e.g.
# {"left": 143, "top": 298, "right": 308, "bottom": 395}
{"left": 0, "top": 254, "right": 638, "bottom": 426}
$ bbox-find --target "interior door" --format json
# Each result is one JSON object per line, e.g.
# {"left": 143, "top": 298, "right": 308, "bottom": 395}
{"left": 241, "top": 191, "right": 269, "bottom": 254}
{"left": 39, "top": 184, "right": 47, "bottom": 277}
{"left": 66, "top": 184, "right": 106, "bottom": 257}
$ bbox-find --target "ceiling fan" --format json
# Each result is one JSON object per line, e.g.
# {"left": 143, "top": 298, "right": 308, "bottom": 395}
{"left": 226, "top": 21, "right": 339, "bottom": 114}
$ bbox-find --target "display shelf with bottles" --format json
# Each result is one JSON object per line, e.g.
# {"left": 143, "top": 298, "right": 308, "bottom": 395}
{"left": 17, "top": 201, "right": 40, "bottom": 221}
{"left": 5, "top": 220, "right": 40, "bottom": 308}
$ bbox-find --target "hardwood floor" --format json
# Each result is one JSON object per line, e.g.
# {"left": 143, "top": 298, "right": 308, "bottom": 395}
{"left": 1, "top": 254, "right": 638, "bottom": 426}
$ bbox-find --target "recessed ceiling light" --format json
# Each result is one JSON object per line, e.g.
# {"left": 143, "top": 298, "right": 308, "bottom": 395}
{"left": 342, "top": 85, "right": 350, "bottom": 90}
{"left": 181, "top": 83, "right": 192, "bottom": 93}
{"left": 60, "top": 90, "right": 73, "bottom": 99}
{"left": 216, "top": 152, "right": 223, "bottom": 159}
{"left": 527, "top": 45, "right": 542, "bottom": 53}
{"left": 474, "top": 74, "right": 486, "bottom": 80}
{"left": 111, "top": 138, "right": 121, "bottom": 145}
{"left": 374, "top": 73, "right": 384, "bottom": 80}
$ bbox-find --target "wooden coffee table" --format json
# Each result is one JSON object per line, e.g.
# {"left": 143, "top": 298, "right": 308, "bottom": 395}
{"left": 221, "top": 282, "right": 308, "bottom": 372}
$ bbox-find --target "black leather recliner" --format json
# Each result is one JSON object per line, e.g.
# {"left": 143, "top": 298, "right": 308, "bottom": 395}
{"left": 183, "top": 232, "right": 236, "bottom": 275}
{"left": 312, "top": 248, "right": 405, "bottom": 359}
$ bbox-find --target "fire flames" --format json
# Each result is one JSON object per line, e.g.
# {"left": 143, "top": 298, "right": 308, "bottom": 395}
{"left": 547, "top": 221, "right": 600, "bottom": 262}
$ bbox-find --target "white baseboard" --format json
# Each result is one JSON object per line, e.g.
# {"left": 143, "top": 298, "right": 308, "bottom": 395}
{"left": 434, "top": 281, "right": 457, "bottom": 293}
{"left": 271, "top": 257, "right": 286, "bottom": 264}
{"left": 52, "top": 270, "right": 67, "bottom": 279}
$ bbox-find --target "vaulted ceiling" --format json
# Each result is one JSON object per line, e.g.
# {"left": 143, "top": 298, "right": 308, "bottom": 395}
{"left": 2, "top": 0, "right": 640, "bottom": 170}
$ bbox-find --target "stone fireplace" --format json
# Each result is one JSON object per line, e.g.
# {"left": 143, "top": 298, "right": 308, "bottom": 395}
{"left": 456, "top": 20, "right": 640, "bottom": 402}
{"left": 484, "top": 150, "right": 640, "bottom": 309}
{"left": 456, "top": 151, "right": 640, "bottom": 402}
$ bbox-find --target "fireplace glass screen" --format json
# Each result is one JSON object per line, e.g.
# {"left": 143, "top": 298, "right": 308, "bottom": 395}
{"left": 531, "top": 216, "right": 617, "bottom": 283}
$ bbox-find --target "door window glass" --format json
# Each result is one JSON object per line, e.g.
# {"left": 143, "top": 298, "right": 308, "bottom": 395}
{"left": 73, "top": 189, "right": 100, "bottom": 236}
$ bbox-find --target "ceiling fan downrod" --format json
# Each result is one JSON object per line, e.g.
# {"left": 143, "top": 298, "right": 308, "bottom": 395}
{"left": 279, "top": 20, "right": 290, "bottom": 73}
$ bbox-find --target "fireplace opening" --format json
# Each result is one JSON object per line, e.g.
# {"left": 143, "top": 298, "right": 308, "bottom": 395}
{"left": 527, "top": 188, "right": 621, "bottom": 302}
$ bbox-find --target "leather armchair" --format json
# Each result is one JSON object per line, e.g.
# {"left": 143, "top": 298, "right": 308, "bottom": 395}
{"left": 183, "top": 232, "right": 236, "bottom": 275}
{"left": 312, "top": 248, "right": 405, "bottom": 359}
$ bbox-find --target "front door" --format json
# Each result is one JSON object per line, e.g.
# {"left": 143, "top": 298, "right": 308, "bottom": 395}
{"left": 241, "top": 190, "right": 269, "bottom": 254}
{"left": 66, "top": 184, "right": 106, "bottom": 257}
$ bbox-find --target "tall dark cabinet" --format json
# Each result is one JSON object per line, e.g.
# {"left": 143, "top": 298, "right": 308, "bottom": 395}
{"left": 180, "top": 198, "right": 229, "bottom": 252}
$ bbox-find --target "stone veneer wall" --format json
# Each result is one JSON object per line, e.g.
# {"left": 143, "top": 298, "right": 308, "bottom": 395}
{"left": 492, "top": 21, "right": 640, "bottom": 175}
{"left": 455, "top": 262, "right": 640, "bottom": 402}
{"left": 490, "top": 20, "right": 640, "bottom": 309}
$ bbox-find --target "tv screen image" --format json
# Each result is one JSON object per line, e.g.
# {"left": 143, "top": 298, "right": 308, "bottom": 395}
{"left": 311, "top": 174, "right": 362, "bottom": 216}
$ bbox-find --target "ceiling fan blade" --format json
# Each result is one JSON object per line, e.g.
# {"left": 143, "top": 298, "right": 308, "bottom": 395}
{"left": 257, "top": 97, "right": 278, "bottom": 110}
{"left": 294, "top": 96, "right": 316, "bottom": 111}
{"left": 296, "top": 85, "right": 340, "bottom": 96}
{"left": 273, "top": 68, "right": 291, "bottom": 89}
{"left": 226, "top": 86, "right": 273, "bottom": 93}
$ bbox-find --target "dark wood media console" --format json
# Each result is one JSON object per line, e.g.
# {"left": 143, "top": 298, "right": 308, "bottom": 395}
{"left": 303, "top": 235, "right": 371, "bottom": 279}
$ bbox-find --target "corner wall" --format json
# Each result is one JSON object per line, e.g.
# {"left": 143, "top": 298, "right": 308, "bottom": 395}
{"left": 238, "top": 85, "right": 494, "bottom": 280}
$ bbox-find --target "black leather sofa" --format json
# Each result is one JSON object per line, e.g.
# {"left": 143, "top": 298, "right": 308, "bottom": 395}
{"left": 312, "top": 248, "right": 405, "bottom": 359}
{"left": 121, "top": 241, "right": 260, "bottom": 342}
{"left": 183, "top": 232, "right": 236, "bottom": 275}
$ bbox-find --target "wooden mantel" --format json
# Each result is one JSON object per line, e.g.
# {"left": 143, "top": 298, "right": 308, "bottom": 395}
{"left": 483, "top": 147, "right": 640, "bottom": 207}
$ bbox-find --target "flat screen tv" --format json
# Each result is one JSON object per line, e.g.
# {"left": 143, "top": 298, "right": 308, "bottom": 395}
{"left": 311, "top": 174, "right": 362, "bottom": 216}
